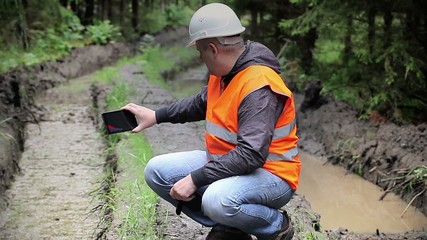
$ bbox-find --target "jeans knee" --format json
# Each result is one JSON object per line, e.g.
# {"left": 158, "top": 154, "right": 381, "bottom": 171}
{"left": 143, "top": 157, "right": 161, "bottom": 187}
{"left": 202, "top": 194, "right": 240, "bottom": 223}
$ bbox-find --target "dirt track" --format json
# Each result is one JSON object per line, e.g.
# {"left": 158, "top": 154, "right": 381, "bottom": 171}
{"left": 0, "top": 77, "right": 105, "bottom": 239}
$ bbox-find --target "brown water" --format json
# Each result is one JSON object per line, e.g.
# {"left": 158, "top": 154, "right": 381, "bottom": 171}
{"left": 297, "top": 151, "right": 427, "bottom": 233}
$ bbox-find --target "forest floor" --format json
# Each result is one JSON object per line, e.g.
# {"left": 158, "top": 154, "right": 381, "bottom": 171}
{"left": 0, "top": 27, "right": 426, "bottom": 239}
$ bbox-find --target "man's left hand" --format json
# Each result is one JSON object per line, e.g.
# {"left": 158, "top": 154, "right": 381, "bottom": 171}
{"left": 170, "top": 175, "right": 197, "bottom": 202}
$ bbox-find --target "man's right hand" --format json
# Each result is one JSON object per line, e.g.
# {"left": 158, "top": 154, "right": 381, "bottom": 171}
{"left": 121, "top": 103, "right": 156, "bottom": 133}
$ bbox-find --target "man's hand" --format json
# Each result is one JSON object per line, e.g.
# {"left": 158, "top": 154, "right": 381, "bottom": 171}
{"left": 121, "top": 103, "right": 156, "bottom": 133}
{"left": 170, "top": 175, "right": 197, "bottom": 202}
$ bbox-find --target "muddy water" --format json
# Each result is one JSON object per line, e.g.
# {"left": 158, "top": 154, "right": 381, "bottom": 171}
{"left": 297, "top": 151, "right": 427, "bottom": 233}
{"left": 0, "top": 77, "right": 105, "bottom": 239}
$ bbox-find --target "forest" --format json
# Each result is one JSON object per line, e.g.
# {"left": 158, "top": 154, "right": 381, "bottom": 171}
{"left": 1, "top": 0, "right": 426, "bottom": 125}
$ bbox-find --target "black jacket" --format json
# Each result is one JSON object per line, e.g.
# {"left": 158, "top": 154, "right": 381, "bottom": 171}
{"left": 155, "top": 41, "right": 286, "bottom": 187}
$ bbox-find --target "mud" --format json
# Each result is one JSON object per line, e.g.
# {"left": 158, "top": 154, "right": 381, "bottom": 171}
{"left": 0, "top": 42, "right": 134, "bottom": 198}
{"left": 0, "top": 77, "right": 106, "bottom": 239}
{"left": 0, "top": 27, "right": 426, "bottom": 239}
{"left": 297, "top": 83, "right": 427, "bottom": 216}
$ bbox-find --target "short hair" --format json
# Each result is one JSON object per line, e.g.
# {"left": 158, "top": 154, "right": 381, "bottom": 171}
{"left": 198, "top": 35, "right": 244, "bottom": 52}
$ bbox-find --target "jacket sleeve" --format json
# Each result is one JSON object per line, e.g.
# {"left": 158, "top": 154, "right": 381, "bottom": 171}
{"left": 155, "top": 86, "right": 207, "bottom": 124}
{"left": 191, "top": 87, "right": 286, "bottom": 187}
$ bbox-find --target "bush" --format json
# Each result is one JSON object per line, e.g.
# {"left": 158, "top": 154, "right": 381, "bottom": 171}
{"left": 87, "top": 20, "right": 121, "bottom": 45}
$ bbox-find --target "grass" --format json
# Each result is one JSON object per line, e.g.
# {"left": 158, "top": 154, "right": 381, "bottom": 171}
{"left": 91, "top": 55, "right": 162, "bottom": 239}
{"left": 139, "top": 44, "right": 198, "bottom": 87}
{"left": 114, "top": 134, "right": 159, "bottom": 239}
{"left": 289, "top": 207, "right": 328, "bottom": 240}
{"left": 95, "top": 66, "right": 119, "bottom": 84}
{"left": 90, "top": 41, "right": 199, "bottom": 239}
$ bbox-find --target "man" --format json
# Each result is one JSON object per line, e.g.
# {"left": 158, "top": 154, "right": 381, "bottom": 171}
{"left": 122, "top": 3, "right": 300, "bottom": 240}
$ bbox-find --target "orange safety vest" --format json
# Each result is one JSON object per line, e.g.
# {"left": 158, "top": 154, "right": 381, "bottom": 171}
{"left": 205, "top": 65, "right": 301, "bottom": 190}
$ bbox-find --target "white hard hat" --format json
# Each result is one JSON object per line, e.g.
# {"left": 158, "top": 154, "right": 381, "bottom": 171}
{"left": 187, "top": 3, "right": 245, "bottom": 47}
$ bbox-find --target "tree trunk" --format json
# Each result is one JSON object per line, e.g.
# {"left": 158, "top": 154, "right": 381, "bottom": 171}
{"left": 250, "top": 8, "right": 258, "bottom": 38}
{"left": 83, "top": 0, "right": 94, "bottom": 25}
{"left": 383, "top": 9, "right": 392, "bottom": 49}
{"left": 70, "top": 0, "right": 84, "bottom": 20}
{"left": 367, "top": 6, "right": 376, "bottom": 55}
{"left": 60, "top": 0, "right": 68, "bottom": 8}
{"left": 119, "top": 0, "right": 126, "bottom": 27}
{"left": 70, "top": 0, "right": 77, "bottom": 13}
{"left": 298, "top": 28, "right": 317, "bottom": 74}
{"left": 18, "top": 0, "right": 29, "bottom": 50}
{"left": 99, "top": 0, "right": 105, "bottom": 20}
{"left": 107, "top": 0, "right": 112, "bottom": 20}
{"left": 343, "top": 15, "right": 353, "bottom": 65}
{"left": 132, "top": 0, "right": 139, "bottom": 32}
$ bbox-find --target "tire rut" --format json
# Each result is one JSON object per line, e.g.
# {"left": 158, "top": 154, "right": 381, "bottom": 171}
{"left": 0, "top": 77, "right": 105, "bottom": 239}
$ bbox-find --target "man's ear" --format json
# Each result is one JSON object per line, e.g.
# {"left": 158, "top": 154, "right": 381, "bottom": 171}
{"left": 208, "top": 42, "right": 219, "bottom": 57}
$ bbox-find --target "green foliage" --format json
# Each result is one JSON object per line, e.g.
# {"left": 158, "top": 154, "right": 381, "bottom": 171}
{"left": 58, "top": 7, "right": 85, "bottom": 46}
{"left": 139, "top": 45, "right": 171, "bottom": 86}
{"left": 95, "top": 66, "right": 119, "bottom": 84}
{"left": 0, "top": 5, "right": 86, "bottom": 73}
{"left": 139, "top": 44, "right": 198, "bottom": 90}
{"left": 87, "top": 20, "right": 121, "bottom": 45}
{"left": 405, "top": 166, "right": 427, "bottom": 193}
{"left": 279, "top": 0, "right": 427, "bottom": 124}
{"left": 106, "top": 81, "right": 128, "bottom": 110}
{"left": 36, "top": 28, "right": 73, "bottom": 53}
{"left": 139, "top": 4, "right": 193, "bottom": 34}
{"left": 140, "top": 10, "right": 168, "bottom": 33}
{"left": 165, "top": 4, "right": 193, "bottom": 27}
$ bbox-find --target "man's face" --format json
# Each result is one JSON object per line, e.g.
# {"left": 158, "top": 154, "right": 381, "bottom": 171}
{"left": 196, "top": 41, "right": 209, "bottom": 62}
{"left": 196, "top": 40, "right": 216, "bottom": 76}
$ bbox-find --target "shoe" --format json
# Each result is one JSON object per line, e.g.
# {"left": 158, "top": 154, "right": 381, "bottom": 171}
{"left": 205, "top": 225, "right": 253, "bottom": 240}
{"left": 275, "top": 211, "right": 294, "bottom": 240}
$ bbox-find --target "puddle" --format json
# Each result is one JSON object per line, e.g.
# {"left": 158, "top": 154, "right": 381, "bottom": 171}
{"left": 297, "top": 151, "right": 427, "bottom": 233}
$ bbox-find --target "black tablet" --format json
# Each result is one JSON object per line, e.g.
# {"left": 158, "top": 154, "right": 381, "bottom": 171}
{"left": 101, "top": 109, "right": 138, "bottom": 134}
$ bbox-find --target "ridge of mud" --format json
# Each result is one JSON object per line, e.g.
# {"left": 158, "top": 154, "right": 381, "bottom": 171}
{"left": 0, "top": 42, "right": 134, "bottom": 200}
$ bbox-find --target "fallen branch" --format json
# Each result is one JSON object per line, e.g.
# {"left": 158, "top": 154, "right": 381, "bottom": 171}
{"left": 379, "top": 189, "right": 392, "bottom": 201}
{"left": 400, "top": 189, "right": 425, "bottom": 218}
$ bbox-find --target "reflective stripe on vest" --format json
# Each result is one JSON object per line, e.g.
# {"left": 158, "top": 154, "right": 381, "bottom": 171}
{"left": 207, "top": 146, "right": 298, "bottom": 162}
{"left": 206, "top": 119, "right": 298, "bottom": 161}
{"left": 206, "top": 118, "right": 296, "bottom": 143}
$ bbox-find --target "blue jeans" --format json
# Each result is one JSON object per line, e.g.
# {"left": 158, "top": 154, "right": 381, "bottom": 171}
{"left": 144, "top": 150, "right": 294, "bottom": 240}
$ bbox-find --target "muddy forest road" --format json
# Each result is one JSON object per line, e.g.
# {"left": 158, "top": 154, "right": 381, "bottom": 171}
{"left": 0, "top": 58, "right": 319, "bottom": 239}
{"left": 0, "top": 63, "right": 420, "bottom": 240}
{"left": 1, "top": 32, "right": 426, "bottom": 239}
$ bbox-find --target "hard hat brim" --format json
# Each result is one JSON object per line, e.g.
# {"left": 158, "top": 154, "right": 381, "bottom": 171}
{"left": 186, "top": 27, "right": 245, "bottom": 48}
